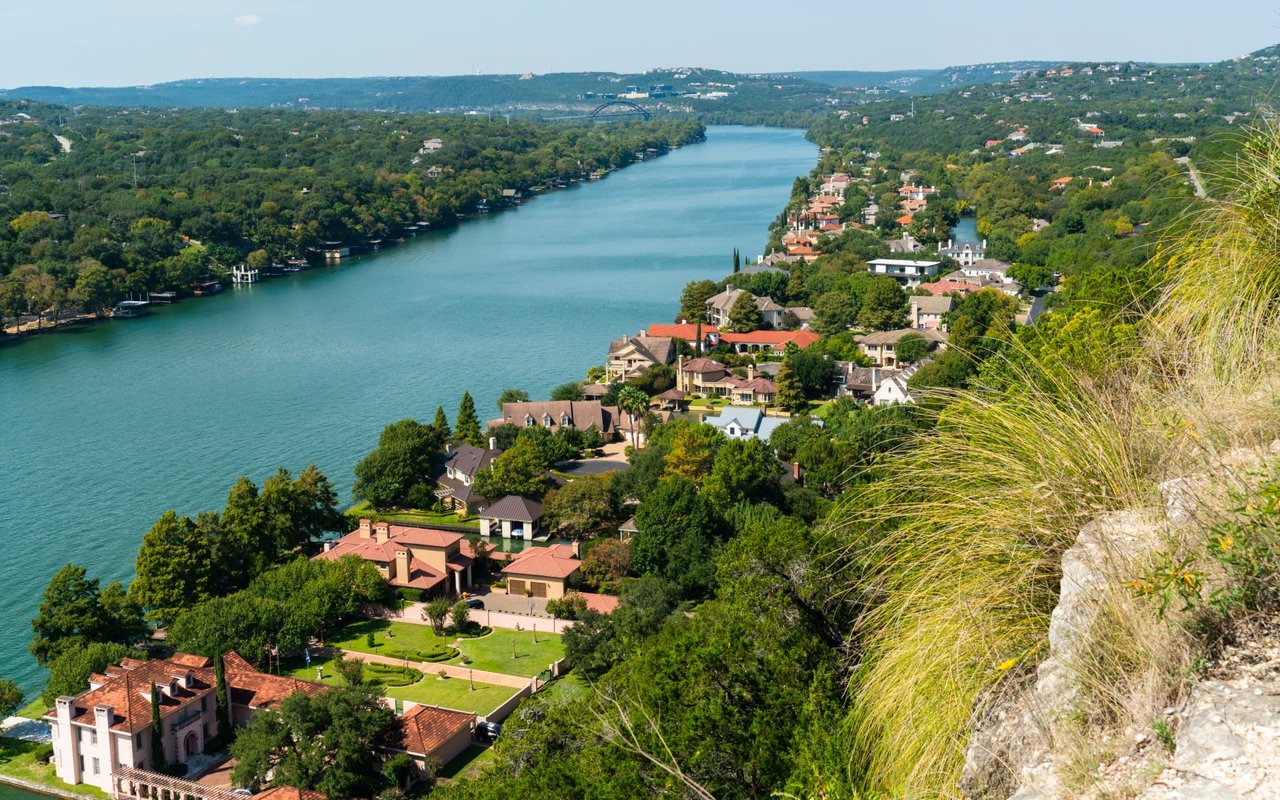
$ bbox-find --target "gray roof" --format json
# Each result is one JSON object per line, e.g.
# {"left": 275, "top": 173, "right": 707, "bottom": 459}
{"left": 857, "top": 328, "right": 948, "bottom": 347}
{"left": 702, "top": 407, "right": 787, "bottom": 440}
{"left": 739, "top": 263, "right": 788, "bottom": 276}
{"left": 911, "top": 295, "right": 954, "bottom": 314}
{"left": 444, "top": 444, "right": 500, "bottom": 479}
{"left": 608, "top": 335, "right": 675, "bottom": 366}
{"left": 482, "top": 495, "right": 543, "bottom": 523}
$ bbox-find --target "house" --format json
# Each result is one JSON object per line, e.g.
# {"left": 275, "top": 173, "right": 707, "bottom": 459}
{"left": 715, "top": 329, "right": 820, "bottom": 354}
{"left": 704, "top": 288, "right": 786, "bottom": 329}
{"left": 501, "top": 543, "right": 581, "bottom": 598}
{"left": 479, "top": 495, "right": 543, "bottom": 539}
{"left": 938, "top": 239, "right": 987, "bottom": 266}
{"left": 887, "top": 233, "right": 924, "bottom": 253}
{"left": 866, "top": 258, "right": 942, "bottom": 288}
{"left": 1050, "top": 176, "right": 1073, "bottom": 190}
{"left": 784, "top": 306, "right": 814, "bottom": 329}
{"left": 432, "top": 443, "right": 500, "bottom": 516}
{"left": 835, "top": 363, "right": 889, "bottom": 401}
{"left": 390, "top": 703, "right": 476, "bottom": 775}
{"left": 49, "top": 652, "right": 323, "bottom": 795}
{"left": 738, "top": 262, "right": 789, "bottom": 277}
{"left": 674, "top": 358, "right": 779, "bottom": 404}
{"left": 960, "top": 258, "right": 1014, "bottom": 284}
{"left": 646, "top": 322, "right": 719, "bottom": 349}
{"left": 856, "top": 329, "right": 948, "bottom": 368}
{"left": 873, "top": 361, "right": 928, "bottom": 406}
{"left": 702, "top": 407, "right": 788, "bottom": 441}
{"left": 316, "top": 519, "right": 474, "bottom": 596}
{"left": 605, "top": 334, "right": 675, "bottom": 381}
{"left": 909, "top": 295, "right": 954, "bottom": 331}
{"left": 918, "top": 279, "right": 983, "bottom": 296}
{"left": 494, "top": 401, "right": 619, "bottom": 438}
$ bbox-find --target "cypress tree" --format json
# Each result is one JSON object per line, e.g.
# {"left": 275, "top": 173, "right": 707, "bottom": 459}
{"left": 150, "top": 682, "right": 166, "bottom": 770}
{"left": 214, "top": 653, "right": 231, "bottom": 740}
{"left": 732, "top": 247, "right": 740, "bottom": 273}
{"left": 455, "top": 392, "right": 483, "bottom": 447}
{"left": 432, "top": 406, "right": 451, "bottom": 441}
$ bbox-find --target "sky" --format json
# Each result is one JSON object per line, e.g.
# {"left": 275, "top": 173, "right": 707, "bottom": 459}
{"left": 2, "top": 1, "right": 1280, "bottom": 87}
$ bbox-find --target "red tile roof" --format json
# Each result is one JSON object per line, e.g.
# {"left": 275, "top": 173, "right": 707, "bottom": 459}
{"left": 647, "top": 323, "right": 718, "bottom": 340}
{"left": 51, "top": 655, "right": 217, "bottom": 733}
{"left": 393, "top": 704, "right": 475, "bottom": 758}
{"left": 579, "top": 592, "right": 621, "bottom": 614}
{"left": 501, "top": 544, "right": 581, "bottom": 580}
{"left": 223, "top": 652, "right": 327, "bottom": 710}
{"left": 918, "top": 279, "right": 983, "bottom": 296}
{"left": 717, "top": 330, "right": 820, "bottom": 351}
{"left": 256, "top": 787, "right": 326, "bottom": 800}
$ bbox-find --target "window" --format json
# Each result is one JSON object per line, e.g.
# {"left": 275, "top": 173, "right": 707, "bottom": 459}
{"left": 136, "top": 733, "right": 143, "bottom": 748}
{"left": 560, "top": 414, "right": 570, "bottom": 427}
{"left": 79, "top": 755, "right": 84, "bottom": 773}
{"left": 542, "top": 414, "right": 552, "bottom": 427}
{"left": 524, "top": 415, "right": 534, "bottom": 427}
{"left": 90, "top": 730, "right": 97, "bottom": 746}
{"left": 201, "top": 696, "right": 207, "bottom": 712}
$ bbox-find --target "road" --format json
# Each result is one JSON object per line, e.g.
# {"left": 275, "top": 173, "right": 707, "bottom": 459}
{"left": 1176, "top": 156, "right": 1207, "bottom": 198}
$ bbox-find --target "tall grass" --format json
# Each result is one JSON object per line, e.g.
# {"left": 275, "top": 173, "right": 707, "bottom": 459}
{"left": 835, "top": 120, "right": 1280, "bottom": 798}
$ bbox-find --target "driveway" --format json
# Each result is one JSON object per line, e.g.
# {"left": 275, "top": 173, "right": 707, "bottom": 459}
{"left": 557, "top": 457, "right": 628, "bottom": 476}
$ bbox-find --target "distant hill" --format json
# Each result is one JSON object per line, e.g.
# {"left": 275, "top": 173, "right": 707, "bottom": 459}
{"left": 792, "top": 62, "right": 1062, "bottom": 94}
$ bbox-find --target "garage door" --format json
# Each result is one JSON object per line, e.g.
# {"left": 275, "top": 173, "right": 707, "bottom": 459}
{"left": 508, "top": 579, "right": 525, "bottom": 595}
{"left": 531, "top": 581, "right": 548, "bottom": 598}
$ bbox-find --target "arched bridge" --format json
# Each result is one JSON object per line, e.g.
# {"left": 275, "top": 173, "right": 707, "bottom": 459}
{"left": 550, "top": 100, "right": 652, "bottom": 122}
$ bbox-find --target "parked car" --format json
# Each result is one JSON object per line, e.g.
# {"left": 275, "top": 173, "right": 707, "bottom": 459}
{"left": 477, "top": 720, "right": 502, "bottom": 742}
{"left": 466, "top": 598, "right": 484, "bottom": 609}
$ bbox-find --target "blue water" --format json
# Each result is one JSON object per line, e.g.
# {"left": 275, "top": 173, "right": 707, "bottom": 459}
{"left": 950, "top": 215, "right": 979, "bottom": 242}
{"left": 0, "top": 126, "right": 817, "bottom": 698}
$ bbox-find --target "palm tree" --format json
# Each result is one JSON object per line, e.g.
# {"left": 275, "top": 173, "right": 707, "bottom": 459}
{"left": 616, "top": 386, "right": 649, "bottom": 450}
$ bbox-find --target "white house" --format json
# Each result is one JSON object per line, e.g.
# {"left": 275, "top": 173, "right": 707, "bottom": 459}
{"left": 866, "top": 258, "right": 942, "bottom": 288}
{"left": 872, "top": 361, "right": 928, "bottom": 406}
{"left": 701, "top": 408, "right": 788, "bottom": 441}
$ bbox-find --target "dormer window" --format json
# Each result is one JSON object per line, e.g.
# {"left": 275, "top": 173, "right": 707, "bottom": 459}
{"left": 525, "top": 414, "right": 535, "bottom": 427}
{"left": 543, "top": 414, "right": 553, "bottom": 427}
{"left": 560, "top": 414, "right": 570, "bottom": 427}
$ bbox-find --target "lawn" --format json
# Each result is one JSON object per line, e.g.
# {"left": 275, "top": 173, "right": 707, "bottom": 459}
{"left": 0, "top": 737, "right": 106, "bottom": 798}
{"left": 438, "top": 744, "right": 496, "bottom": 782}
{"left": 346, "top": 501, "right": 477, "bottom": 530}
{"left": 329, "top": 620, "right": 563, "bottom": 679}
{"left": 284, "top": 655, "right": 515, "bottom": 716}
{"left": 15, "top": 698, "right": 47, "bottom": 720}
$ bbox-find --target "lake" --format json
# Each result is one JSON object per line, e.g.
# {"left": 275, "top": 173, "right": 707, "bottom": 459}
{"left": 0, "top": 125, "right": 817, "bottom": 697}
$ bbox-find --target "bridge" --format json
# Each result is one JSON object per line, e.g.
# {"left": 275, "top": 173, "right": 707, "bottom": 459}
{"left": 550, "top": 100, "right": 652, "bottom": 122}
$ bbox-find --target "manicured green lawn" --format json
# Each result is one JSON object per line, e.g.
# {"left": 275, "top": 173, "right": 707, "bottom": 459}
{"left": 453, "top": 630, "right": 564, "bottom": 678}
{"left": 15, "top": 697, "right": 47, "bottom": 720}
{"left": 346, "top": 501, "right": 477, "bottom": 530}
{"left": 330, "top": 619, "right": 563, "bottom": 679}
{"left": 536, "top": 672, "right": 588, "bottom": 705}
{"left": 384, "top": 675, "right": 514, "bottom": 716}
{"left": 0, "top": 737, "right": 106, "bottom": 798}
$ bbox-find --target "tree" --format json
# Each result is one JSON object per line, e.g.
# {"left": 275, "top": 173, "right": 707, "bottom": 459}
{"left": 775, "top": 360, "right": 807, "bottom": 412}
{"left": 473, "top": 439, "right": 551, "bottom": 499}
{"left": 550, "top": 382, "right": 584, "bottom": 401}
{"left": 230, "top": 684, "right": 397, "bottom": 798}
{"left": 581, "top": 539, "right": 632, "bottom": 593}
{"left": 812, "top": 291, "right": 858, "bottom": 336}
{"left": 895, "top": 332, "right": 930, "bottom": 365}
{"left": 702, "top": 438, "right": 783, "bottom": 512}
{"left": 632, "top": 477, "right": 723, "bottom": 596}
{"left": 449, "top": 600, "right": 471, "bottom": 633}
{"left": 662, "top": 422, "right": 724, "bottom": 481}
{"left": 131, "top": 510, "right": 213, "bottom": 626}
{"left": 215, "top": 653, "right": 232, "bottom": 737}
{"left": 431, "top": 406, "right": 451, "bottom": 441}
{"left": 334, "top": 652, "right": 366, "bottom": 686}
{"left": 725, "top": 290, "right": 761, "bottom": 333}
{"left": 151, "top": 682, "right": 166, "bottom": 771}
{"left": 72, "top": 260, "right": 117, "bottom": 316}
{"left": 543, "top": 473, "right": 619, "bottom": 537}
{"left": 422, "top": 598, "right": 452, "bottom": 636}
{"left": 0, "top": 678, "right": 22, "bottom": 719}
{"left": 616, "top": 385, "right": 649, "bottom": 450}
{"left": 30, "top": 565, "right": 113, "bottom": 666}
{"left": 546, "top": 592, "right": 588, "bottom": 620}
{"left": 454, "top": 392, "right": 484, "bottom": 446}
{"left": 857, "top": 276, "right": 907, "bottom": 330}
{"left": 678, "top": 279, "right": 719, "bottom": 323}
{"left": 497, "top": 388, "right": 529, "bottom": 411}
{"left": 732, "top": 247, "right": 741, "bottom": 273}
{"left": 353, "top": 419, "right": 446, "bottom": 509}
{"left": 787, "top": 349, "right": 839, "bottom": 398}
{"left": 43, "top": 642, "right": 135, "bottom": 706}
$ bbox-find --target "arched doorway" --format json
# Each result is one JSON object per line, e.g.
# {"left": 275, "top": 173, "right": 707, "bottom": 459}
{"left": 185, "top": 732, "right": 198, "bottom": 759}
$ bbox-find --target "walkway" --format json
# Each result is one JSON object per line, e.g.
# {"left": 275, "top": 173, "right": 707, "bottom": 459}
{"left": 337, "top": 647, "right": 532, "bottom": 690}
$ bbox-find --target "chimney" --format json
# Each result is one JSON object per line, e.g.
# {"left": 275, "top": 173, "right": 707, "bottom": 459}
{"left": 374, "top": 521, "right": 391, "bottom": 543}
{"left": 747, "top": 364, "right": 755, "bottom": 380}
{"left": 572, "top": 541, "right": 582, "bottom": 558}
{"left": 792, "top": 461, "right": 802, "bottom": 482}
{"left": 489, "top": 436, "right": 498, "bottom": 451}
{"left": 395, "top": 548, "right": 410, "bottom": 581}
{"left": 359, "top": 518, "right": 373, "bottom": 538}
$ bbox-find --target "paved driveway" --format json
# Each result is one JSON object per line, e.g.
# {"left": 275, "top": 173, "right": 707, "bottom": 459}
{"left": 557, "top": 457, "right": 628, "bottom": 476}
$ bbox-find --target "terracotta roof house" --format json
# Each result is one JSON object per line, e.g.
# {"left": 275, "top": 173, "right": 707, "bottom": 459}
{"left": 494, "top": 401, "right": 619, "bottom": 438}
{"left": 579, "top": 592, "right": 621, "bottom": 614}
{"left": 605, "top": 334, "right": 675, "bottom": 382}
{"left": 918, "top": 279, "right": 984, "bottom": 296}
{"left": 501, "top": 543, "right": 581, "bottom": 599}
{"left": 256, "top": 788, "right": 326, "bottom": 800}
{"left": 432, "top": 443, "right": 500, "bottom": 515}
{"left": 674, "top": 358, "right": 778, "bottom": 404}
{"left": 315, "top": 519, "right": 474, "bottom": 596}
{"left": 479, "top": 495, "right": 543, "bottom": 539}
{"left": 705, "top": 288, "right": 786, "bottom": 329}
{"left": 909, "top": 295, "right": 954, "bottom": 331}
{"left": 646, "top": 322, "right": 719, "bottom": 345}
{"left": 716, "top": 329, "right": 820, "bottom": 354}
{"left": 390, "top": 703, "right": 476, "bottom": 776}
{"left": 49, "top": 651, "right": 323, "bottom": 795}
{"left": 856, "top": 328, "right": 948, "bottom": 368}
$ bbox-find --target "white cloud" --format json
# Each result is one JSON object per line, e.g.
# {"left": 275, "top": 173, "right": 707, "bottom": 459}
{"left": 233, "top": 14, "right": 262, "bottom": 27}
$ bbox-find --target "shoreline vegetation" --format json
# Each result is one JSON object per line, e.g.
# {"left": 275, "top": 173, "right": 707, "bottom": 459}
{"left": 0, "top": 103, "right": 703, "bottom": 340}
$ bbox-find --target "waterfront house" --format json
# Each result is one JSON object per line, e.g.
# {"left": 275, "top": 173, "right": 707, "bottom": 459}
{"left": 494, "top": 400, "right": 619, "bottom": 438}
{"left": 866, "top": 258, "right": 942, "bottom": 288}
{"left": 501, "top": 543, "right": 581, "bottom": 598}
{"left": 432, "top": 443, "right": 500, "bottom": 516}
{"left": 705, "top": 288, "right": 786, "bottom": 329}
{"left": 675, "top": 357, "right": 777, "bottom": 403}
{"left": 605, "top": 334, "right": 675, "bottom": 382}
{"left": 479, "top": 495, "right": 544, "bottom": 539}
{"left": 646, "top": 322, "right": 719, "bottom": 350}
{"left": 909, "top": 295, "right": 954, "bottom": 331}
{"left": 49, "top": 651, "right": 322, "bottom": 795}
{"left": 701, "top": 407, "right": 787, "bottom": 441}
{"left": 716, "top": 329, "right": 820, "bottom": 354}
{"left": 856, "top": 329, "right": 947, "bottom": 368}
{"left": 316, "top": 519, "right": 474, "bottom": 596}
